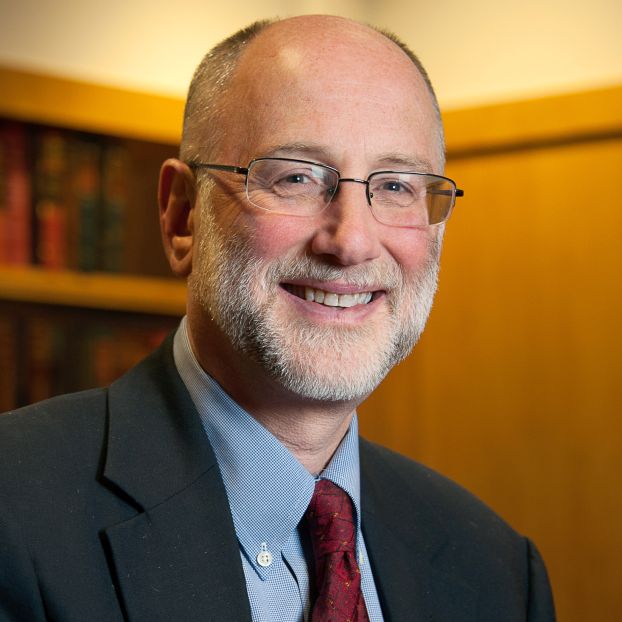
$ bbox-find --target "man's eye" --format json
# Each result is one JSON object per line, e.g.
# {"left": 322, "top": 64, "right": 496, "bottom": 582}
{"left": 281, "top": 173, "right": 311, "bottom": 184}
{"left": 267, "top": 170, "right": 325, "bottom": 198}
{"left": 382, "top": 180, "right": 405, "bottom": 192}
{"left": 375, "top": 179, "right": 415, "bottom": 195}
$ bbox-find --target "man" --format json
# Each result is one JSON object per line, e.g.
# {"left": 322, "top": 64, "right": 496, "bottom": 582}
{"left": 0, "top": 15, "right": 555, "bottom": 622}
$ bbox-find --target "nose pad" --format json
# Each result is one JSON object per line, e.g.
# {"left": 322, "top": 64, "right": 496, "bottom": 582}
{"left": 337, "top": 178, "right": 372, "bottom": 206}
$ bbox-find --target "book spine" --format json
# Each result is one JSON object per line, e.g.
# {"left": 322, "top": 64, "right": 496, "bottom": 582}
{"left": 0, "top": 313, "right": 18, "bottom": 411}
{"left": 2, "top": 122, "right": 32, "bottom": 265}
{"left": 100, "top": 143, "right": 129, "bottom": 272}
{"left": 70, "top": 137, "right": 102, "bottom": 271}
{"left": 25, "top": 316, "right": 64, "bottom": 404}
{"left": 0, "top": 125, "right": 6, "bottom": 265}
{"left": 33, "top": 129, "right": 69, "bottom": 269}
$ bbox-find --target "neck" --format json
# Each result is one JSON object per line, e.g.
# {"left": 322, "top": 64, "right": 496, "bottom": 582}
{"left": 186, "top": 315, "right": 359, "bottom": 474}
{"left": 251, "top": 402, "right": 356, "bottom": 475}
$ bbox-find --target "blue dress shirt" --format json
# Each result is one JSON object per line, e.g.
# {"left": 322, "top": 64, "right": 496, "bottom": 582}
{"left": 173, "top": 317, "right": 384, "bottom": 621}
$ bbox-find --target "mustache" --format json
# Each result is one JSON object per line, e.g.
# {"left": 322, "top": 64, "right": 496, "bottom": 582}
{"left": 263, "top": 254, "right": 403, "bottom": 290}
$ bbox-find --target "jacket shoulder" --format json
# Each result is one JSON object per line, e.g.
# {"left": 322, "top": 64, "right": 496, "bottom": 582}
{"left": 0, "top": 333, "right": 175, "bottom": 473}
{"left": 359, "top": 439, "right": 556, "bottom": 620}
{"left": 0, "top": 388, "right": 108, "bottom": 487}
{"left": 0, "top": 388, "right": 107, "bottom": 444}
{"left": 359, "top": 437, "right": 519, "bottom": 545}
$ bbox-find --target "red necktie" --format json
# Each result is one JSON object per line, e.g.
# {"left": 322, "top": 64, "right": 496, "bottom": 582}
{"left": 304, "top": 479, "right": 370, "bottom": 622}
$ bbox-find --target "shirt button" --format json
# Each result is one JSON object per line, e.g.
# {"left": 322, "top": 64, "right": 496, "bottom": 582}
{"left": 257, "top": 542, "right": 273, "bottom": 567}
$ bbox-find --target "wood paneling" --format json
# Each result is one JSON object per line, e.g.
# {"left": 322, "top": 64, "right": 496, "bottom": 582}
{"left": 360, "top": 86, "right": 622, "bottom": 621}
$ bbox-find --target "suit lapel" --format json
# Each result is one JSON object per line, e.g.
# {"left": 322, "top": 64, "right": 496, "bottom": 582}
{"left": 360, "top": 440, "right": 478, "bottom": 622}
{"left": 102, "top": 469, "right": 251, "bottom": 622}
{"left": 362, "top": 510, "right": 436, "bottom": 621}
{"left": 101, "top": 337, "right": 252, "bottom": 622}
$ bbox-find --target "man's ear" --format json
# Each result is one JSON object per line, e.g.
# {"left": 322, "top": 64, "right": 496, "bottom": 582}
{"left": 158, "top": 158, "right": 197, "bottom": 277}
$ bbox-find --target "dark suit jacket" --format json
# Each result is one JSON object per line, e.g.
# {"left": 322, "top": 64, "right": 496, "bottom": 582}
{"left": 0, "top": 337, "right": 555, "bottom": 621}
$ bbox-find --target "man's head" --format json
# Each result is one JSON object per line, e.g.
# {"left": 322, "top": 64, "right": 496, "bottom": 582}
{"left": 160, "top": 15, "right": 449, "bottom": 405}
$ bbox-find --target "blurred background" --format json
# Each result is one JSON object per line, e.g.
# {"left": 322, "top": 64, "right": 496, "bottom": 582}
{"left": 1, "top": 1, "right": 621, "bottom": 619}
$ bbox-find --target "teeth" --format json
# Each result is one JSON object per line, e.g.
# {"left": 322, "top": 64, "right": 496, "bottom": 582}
{"left": 338, "top": 293, "right": 356, "bottom": 307}
{"left": 302, "top": 286, "right": 373, "bottom": 308}
{"left": 324, "top": 293, "right": 339, "bottom": 307}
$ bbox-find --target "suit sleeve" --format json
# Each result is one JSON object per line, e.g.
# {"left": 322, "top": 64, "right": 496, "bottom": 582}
{"left": 526, "top": 538, "right": 556, "bottom": 621}
{"left": 0, "top": 508, "right": 47, "bottom": 621}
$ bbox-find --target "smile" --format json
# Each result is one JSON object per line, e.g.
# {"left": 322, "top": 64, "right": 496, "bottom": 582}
{"left": 283, "top": 284, "right": 374, "bottom": 308}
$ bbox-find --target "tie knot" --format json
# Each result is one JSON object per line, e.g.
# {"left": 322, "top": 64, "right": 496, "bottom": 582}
{"left": 305, "top": 479, "right": 357, "bottom": 555}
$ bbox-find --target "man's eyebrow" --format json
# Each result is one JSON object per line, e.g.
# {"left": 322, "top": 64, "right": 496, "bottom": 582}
{"left": 257, "top": 144, "right": 434, "bottom": 172}
{"left": 375, "top": 153, "right": 434, "bottom": 172}
{"left": 259, "top": 143, "right": 331, "bottom": 160}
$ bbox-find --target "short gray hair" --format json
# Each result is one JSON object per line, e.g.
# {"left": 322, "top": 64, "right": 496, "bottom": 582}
{"left": 180, "top": 19, "right": 273, "bottom": 162}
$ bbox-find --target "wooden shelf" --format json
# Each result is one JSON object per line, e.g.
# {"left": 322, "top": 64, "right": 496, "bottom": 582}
{"left": 0, "top": 267, "right": 186, "bottom": 316}
{"left": 0, "top": 66, "right": 183, "bottom": 145}
{"left": 443, "top": 84, "right": 622, "bottom": 157}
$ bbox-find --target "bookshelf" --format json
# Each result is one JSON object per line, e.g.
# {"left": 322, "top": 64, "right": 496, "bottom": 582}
{"left": 0, "top": 266, "right": 186, "bottom": 315}
{"left": 0, "top": 66, "right": 187, "bottom": 409}
{"left": 0, "top": 66, "right": 183, "bottom": 145}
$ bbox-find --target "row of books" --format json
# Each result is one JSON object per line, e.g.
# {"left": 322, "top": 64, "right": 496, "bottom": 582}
{"left": 0, "top": 120, "right": 176, "bottom": 276}
{"left": 0, "top": 311, "right": 178, "bottom": 412}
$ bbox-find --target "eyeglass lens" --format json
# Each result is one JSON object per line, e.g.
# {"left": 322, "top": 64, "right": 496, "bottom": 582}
{"left": 246, "top": 158, "right": 455, "bottom": 226}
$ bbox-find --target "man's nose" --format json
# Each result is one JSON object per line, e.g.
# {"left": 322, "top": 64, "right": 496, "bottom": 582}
{"left": 310, "top": 180, "right": 382, "bottom": 266}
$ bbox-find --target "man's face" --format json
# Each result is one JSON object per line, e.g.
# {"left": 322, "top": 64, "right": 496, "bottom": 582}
{"left": 188, "top": 21, "right": 444, "bottom": 403}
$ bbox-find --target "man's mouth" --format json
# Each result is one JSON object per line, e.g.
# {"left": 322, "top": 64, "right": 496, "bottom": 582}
{"left": 282, "top": 284, "right": 376, "bottom": 308}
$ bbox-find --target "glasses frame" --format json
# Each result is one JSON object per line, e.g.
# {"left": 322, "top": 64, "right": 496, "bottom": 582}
{"left": 188, "top": 156, "right": 464, "bottom": 227}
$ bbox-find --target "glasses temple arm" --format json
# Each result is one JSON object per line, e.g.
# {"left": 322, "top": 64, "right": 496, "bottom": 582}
{"left": 187, "top": 163, "right": 249, "bottom": 175}
{"left": 428, "top": 188, "right": 464, "bottom": 197}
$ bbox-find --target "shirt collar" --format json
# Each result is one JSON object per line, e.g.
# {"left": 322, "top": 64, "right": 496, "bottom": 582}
{"left": 173, "top": 317, "right": 362, "bottom": 578}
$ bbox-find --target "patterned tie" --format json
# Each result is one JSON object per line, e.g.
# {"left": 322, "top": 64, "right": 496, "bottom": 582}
{"left": 304, "top": 479, "right": 370, "bottom": 622}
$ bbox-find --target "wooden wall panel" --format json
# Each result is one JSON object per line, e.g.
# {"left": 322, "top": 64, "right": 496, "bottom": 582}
{"left": 359, "top": 89, "right": 622, "bottom": 621}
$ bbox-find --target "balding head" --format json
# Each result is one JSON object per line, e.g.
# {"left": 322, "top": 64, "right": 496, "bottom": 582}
{"left": 181, "top": 15, "right": 444, "bottom": 166}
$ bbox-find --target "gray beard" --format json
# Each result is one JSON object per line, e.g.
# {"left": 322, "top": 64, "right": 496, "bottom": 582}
{"left": 189, "top": 205, "right": 441, "bottom": 403}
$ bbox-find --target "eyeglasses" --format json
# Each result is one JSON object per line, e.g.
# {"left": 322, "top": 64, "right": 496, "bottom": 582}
{"left": 188, "top": 157, "right": 463, "bottom": 227}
